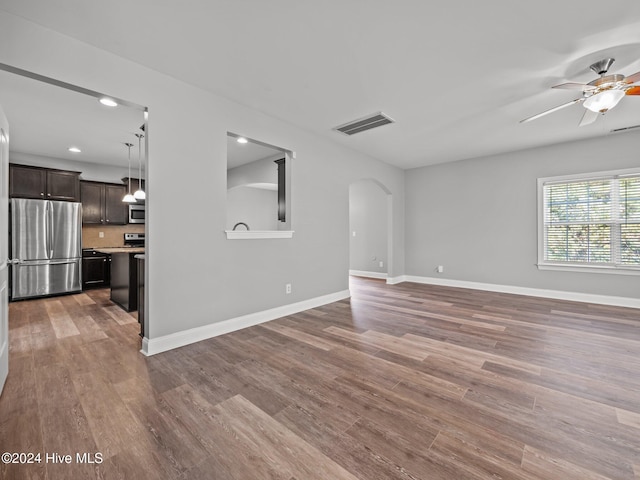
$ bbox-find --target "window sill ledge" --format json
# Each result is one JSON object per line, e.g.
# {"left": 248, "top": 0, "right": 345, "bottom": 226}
{"left": 537, "top": 263, "right": 640, "bottom": 276}
{"left": 225, "top": 230, "right": 294, "bottom": 240}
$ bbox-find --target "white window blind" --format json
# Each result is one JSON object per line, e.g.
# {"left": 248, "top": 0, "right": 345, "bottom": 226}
{"left": 540, "top": 171, "right": 640, "bottom": 271}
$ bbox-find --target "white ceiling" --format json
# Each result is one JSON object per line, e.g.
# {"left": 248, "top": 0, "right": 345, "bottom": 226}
{"left": 227, "top": 135, "right": 285, "bottom": 170}
{"left": 1, "top": 1, "right": 640, "bottom": 169}
{"left": 0, "top": 68, "right": 144, "bottom": 167}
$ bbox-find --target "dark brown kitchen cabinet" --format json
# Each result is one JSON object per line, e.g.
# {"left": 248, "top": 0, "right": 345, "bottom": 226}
{"left": 82, "top": 249, "right": 111, "bottom": 289}
{"left": 121, "top": 177, "right": 145, "bottom": 195}
{"left": 9, "top": 164, "right": 80, "bottom": 201}
{"left": 80, "top": 181, "right": 127, "bottom": 225}
{"left": 47, "top": 170, "right": 81, "bottom": 201}
{"left": 137, "top": 255, "right": 145, "bottom": 337}
{"left": 110, "top": 252, "right": 138, "bottom": 312}
{"left": 105, "top": 184, "right": 128, "bottom": 224}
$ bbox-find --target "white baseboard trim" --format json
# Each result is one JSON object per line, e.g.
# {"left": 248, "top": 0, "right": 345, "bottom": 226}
{"left": 141, "top": 289, "right": 351, "bottom": 356}
{"left": 395, "top": 275, "right": 640, "bottom": 309}
{"left": 386, "top": 275, "right": 405, "bottom": 285}
{"left": 349, "top": 270, "right": 388, "bottom": 280}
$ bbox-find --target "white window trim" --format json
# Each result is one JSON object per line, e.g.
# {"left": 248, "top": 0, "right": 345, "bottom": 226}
{"left": 537, "top": 167, "right": 640, "bottom": 276}
{"left": 225, "top": 230, "right": 294, "bottom": 240}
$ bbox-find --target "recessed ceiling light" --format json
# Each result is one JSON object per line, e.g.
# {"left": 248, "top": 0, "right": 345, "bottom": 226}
{"left": 68, "top": 147, "right": 81, "bottom": 153}
{"left": 237, "top": 137, "right": 248, "bottom": 144}
{"left": 99, "top": 97, "right": 118, "bottom": 107}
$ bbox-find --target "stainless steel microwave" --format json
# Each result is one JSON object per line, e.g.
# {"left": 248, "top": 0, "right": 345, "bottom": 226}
{"left": 128, "top": 204, "right": 145, "bottom": 224}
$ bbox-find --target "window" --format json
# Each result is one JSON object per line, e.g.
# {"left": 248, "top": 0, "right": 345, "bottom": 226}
{"left": 538, "top": 169, "right": 640, "bottom": 274}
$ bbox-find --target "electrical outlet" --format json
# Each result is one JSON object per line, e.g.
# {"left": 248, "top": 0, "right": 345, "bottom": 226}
{"left": 99, "top": 231, "right": 105, "bottom": 238}
{"left": 285, "top": 283, "right": 292, "bottom": 294}
{"left": 437, "top": 265, "right": 444, "bottom": 273}
{"left": 379, "top": 261, "right": 384, "bottom": 268}
{"left": 352, "top": 231, "right": 356, "bottom": 237}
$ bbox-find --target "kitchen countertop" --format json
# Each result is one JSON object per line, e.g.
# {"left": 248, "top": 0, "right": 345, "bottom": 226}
{"left": 94, "top": 247, "right": 145, "bottom": 254}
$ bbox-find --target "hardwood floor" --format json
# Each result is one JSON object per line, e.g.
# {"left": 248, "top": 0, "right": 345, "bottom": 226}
{"left": 1, "top": 278, "right": 639, "bottom": 479}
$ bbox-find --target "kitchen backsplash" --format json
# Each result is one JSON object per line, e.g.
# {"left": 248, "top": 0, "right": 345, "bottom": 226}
{"left": 83, "top": 224, "right": 145, "bottom": 248}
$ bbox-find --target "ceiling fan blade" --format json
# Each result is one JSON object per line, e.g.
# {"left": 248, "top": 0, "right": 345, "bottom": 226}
{"left": 578, "top": 108, "right": 599, "bottom": 127}
{"left": 626, "top": 85, "right": 640, "bottom": 95}
{"left": 552, "top": 82, "right": 597, "bottom": 91}
{"left": 520, "top": 98, "right": 584, "bottom": 123}
{"left": 624, "top": 71, "right": 640, "bottom": 84}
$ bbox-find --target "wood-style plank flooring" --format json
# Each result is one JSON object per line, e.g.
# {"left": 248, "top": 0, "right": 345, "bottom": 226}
{"left": 1, "top": 278, "right": 639, "bottom": 479}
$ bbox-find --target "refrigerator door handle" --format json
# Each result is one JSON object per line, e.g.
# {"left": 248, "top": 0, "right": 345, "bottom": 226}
{"left": 47, "top": 201, "right": 53, "bottom": 259}
{"left": 14, "top": 259, "right": 78, "bottom": 266}
{"left": 48, "top": 259, "right": 80, "bottom": 266}
{"left": 6, "top": 259, "right": 23, "bottom": 265}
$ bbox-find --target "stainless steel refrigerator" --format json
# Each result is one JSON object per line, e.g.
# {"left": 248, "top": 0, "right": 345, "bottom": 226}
{"left": 10, "top": 198, "right": 82, "bottom": 300}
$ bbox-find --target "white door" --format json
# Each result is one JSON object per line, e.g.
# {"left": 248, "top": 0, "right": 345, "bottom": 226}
{"left": 0, "top": 106, "right": 9, "bottom": 396}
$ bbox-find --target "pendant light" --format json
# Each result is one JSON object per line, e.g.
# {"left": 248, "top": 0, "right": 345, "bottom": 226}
{"left": 133, "top": 133, "right": 146, "bottom": 200}
{"left": 122, "top": 142, "right": 136, "bottom": 203}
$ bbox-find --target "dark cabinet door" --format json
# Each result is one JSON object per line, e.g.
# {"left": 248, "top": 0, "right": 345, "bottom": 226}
{"left": 10, "top": 164, "right": 80, "bottom": 201}
{"left": 9, "top": 164, "right": 46, "bottom": 199}
{"left": 104, "top": 184, "right": 127, "bottom": 225}
{"left": 82, "top": 254, "right": 111, "bottom": 289}
{"left": 110, "top": 253, "right": 138, "bottom": 311}
{"left": 46, "top": 170, "right": 80, "bottom": 201}
{"left": 122, "top": 177, "right": 145, "bottom": 193}
{"left": 80, "top": 181, "right": 104, "bottom": 224}
{"left": 80, "top": 181, "right": 127, "bottom": 225}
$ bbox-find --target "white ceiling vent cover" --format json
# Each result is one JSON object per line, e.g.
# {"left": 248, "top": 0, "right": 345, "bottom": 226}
{"left": 334, "top": 112, "right": 395, "bottom": 136}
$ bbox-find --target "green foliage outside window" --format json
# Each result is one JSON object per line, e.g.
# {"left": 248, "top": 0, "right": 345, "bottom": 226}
{"left": 543, "top": 174, "right": 639, "bottom": 268}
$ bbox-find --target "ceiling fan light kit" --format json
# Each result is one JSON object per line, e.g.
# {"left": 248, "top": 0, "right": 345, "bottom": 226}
{"left": 521, "top": 58, "right": 640, "bottom": 125}
{"left": 583, "top": 89, "right": 626, "bottom": 113}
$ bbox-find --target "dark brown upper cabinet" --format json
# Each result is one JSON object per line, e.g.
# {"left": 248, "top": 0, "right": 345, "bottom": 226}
{"left": 9, "top": 164, "right": 81, "bottom": 202}
{"left": 80, "top": 180, "right": 127, "bottom": 225}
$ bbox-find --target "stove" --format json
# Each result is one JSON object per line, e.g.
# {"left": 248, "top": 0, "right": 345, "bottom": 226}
{"left": 124, "top": 233, "right": 145, "bottom": 247}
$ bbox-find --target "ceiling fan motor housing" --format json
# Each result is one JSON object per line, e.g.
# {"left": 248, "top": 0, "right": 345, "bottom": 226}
{"left": 590, "top": 58, "right": 616, "bottom": 76}
{"left": 589, "top": 74, "right": 625, "bottom": 88}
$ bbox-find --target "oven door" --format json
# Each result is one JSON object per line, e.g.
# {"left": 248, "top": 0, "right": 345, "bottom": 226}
{"left": 128, "top": 205, "right": 145, "bottom": 224}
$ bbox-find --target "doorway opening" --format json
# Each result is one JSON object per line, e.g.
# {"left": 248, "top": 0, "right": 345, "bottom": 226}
{"left": 348, "top": 179, "right": 392, "bottom": 281}
{"left": 0, "top": 63, "right": 149, "bottom": 348}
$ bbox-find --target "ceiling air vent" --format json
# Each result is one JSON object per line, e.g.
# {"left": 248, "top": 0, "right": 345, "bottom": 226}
{"left": 610, "top": 124, "right": 640, "bottom": 133}
{"left": 333, "top": 112, "right": 395, "bottom": 136}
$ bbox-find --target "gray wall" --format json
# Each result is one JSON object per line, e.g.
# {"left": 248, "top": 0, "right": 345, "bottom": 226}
{"left": 0, "top": 11, "right": 405, "bottom": 341}
{"left": 227, "top": 186, "right": 278, "bottom": 231}
{"left": 226, "top": 157, "right": 279, "bottom": 230}
{"left": 227, "top": 156, "right": 278, "bottom": 189}
{"left": 405, "top": 131, "right": 640, "bottom": 300}
{"left": 349, "top": 180, "right": 388, "bottom": 274}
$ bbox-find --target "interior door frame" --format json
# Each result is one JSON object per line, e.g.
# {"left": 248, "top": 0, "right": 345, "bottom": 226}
{"left": 0, "top": 63, "right": 150, "bottom": 355}
{"left": 0, "top": 108, "right": 10, "bottom": 396}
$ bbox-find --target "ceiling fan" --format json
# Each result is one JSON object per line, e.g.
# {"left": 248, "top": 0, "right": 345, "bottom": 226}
{"left": 521, "top": 58, "right": 640, "bottom": 126}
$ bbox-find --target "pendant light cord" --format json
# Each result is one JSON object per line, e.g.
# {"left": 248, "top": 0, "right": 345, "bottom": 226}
{"left": 125, "top": 142, "right": 133, "bottom": 193}
{"left": 136, "top": 133, "right": 143, "bottom": 191}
